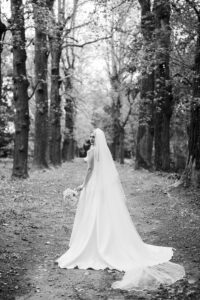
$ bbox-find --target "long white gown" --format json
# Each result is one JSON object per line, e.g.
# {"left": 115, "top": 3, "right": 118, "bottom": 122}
{"left": 56, "top": 128, "right": 185, "bottom": 291}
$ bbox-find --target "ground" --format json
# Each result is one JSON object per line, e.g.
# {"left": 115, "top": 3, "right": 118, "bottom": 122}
{"left": 0, "top": 158, "right": 200, "bottom": 300}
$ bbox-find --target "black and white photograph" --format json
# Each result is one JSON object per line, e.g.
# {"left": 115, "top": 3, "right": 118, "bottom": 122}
{"left": 0, "top": 0, "right": 200, "bottom": 299}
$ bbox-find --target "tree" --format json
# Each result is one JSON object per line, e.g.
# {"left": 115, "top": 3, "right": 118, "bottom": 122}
{"left": 61, "top": 0, "right": 79, "bottom": 162}
{"left": 182, "top": 0, "right": 200, "bottom": 187}
{"left": 49, "top": 0, "right": 78, "bottom": 163}
{"left": 11, "top": 0, "right": 29, "bottom": 178}
{"left": 62, "top": 57, "right": 76, "bottom": 162}
{"left": 33, "top": 0, "right": 54, "bottom": 168}
{"left": 48, "top": 0, "right": 63, "bottom": 165}
{"left": 135, "top": 0, "right": 155, "bottom": 170}
{"left": 136, "top": 0, "right": 172, "bottom": 171}
{"left": 153, "top": 0, "right": 172, "bottom": 171}
{"left": 0, "top": 19, "right": 7, "bottom": 103}
{"left": 109, "top": 37, "right": 124, "bottom": 162}
{"left": 0, "top": 17, "right": 9, "bottom": 154}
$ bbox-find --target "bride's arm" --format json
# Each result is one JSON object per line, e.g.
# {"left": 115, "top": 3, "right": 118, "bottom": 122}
{"left": 78, "top": 150, "right": 94, "bottom": 190}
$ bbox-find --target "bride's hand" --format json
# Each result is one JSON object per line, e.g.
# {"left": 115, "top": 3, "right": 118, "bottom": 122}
{"left": 77, "top": 184, "right": 84, "bottom": 192}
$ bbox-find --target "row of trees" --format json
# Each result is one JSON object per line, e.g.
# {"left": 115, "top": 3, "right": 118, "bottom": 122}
{"left": 135, "top": 0, "right": 172, "bottom": 171}
{"left": 4, "top": 0, "right": 81, "bottom": 177}
{"left": 92, "top": 0, "right": 200, "bottom": 186}
{"left": 0, "top": 0, "right": 200, "bottom": 187}
{"left": 134, "top": 0, "right": 200, "bottom": 186}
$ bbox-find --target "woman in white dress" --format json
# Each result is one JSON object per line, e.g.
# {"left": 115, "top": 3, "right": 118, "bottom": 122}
{"left": 56, "top": 128, "right": 185, "bottom": 290}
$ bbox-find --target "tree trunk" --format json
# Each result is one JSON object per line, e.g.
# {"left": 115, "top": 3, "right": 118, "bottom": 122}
{"left": 61, "top": 58, "right": 75, "bottom": 161}
{"left": 111, "top": 102, "right": 126, "bottom": 164}
{"left": 62, "top": 96, "right": 75, "bottom": 161}
{"left": 111, "top": 93, "right": 122, "bottom": 162}
{"left": 136, "top": 0, "right": 154, "bottom": 170}
{"left": 62, "top": 133, "right": 74, "bottom": 161}
{"left": 135, "top": 74, "right": 154, "bottom": 169}
{"left": 49, "top": 29, "right": 62, "bottom": 165}
{"left": 62, "top": 138, "right": 74, "bottom": 161}
{"left": 154, "top": 107, "right": 162, "bottom": 169}
{"left": 0, "top": 20, "right": 7, "bottom": 107}
{"left": 109, "top": 38, "right": 125, "bottom": 163}
{"left": 0, "top": 42, "right": 1, "bottom": 103}
{"left": 182, "top": 22, "right": 200, "bottom": 187}
{"left": 119, "top": 126, "right": 125, "bottom": 164}
{"left": 111, "top": 130, "right": 119, "bottom": 162}
{"left": 153, "top": 0, "right": 173, "bottom": 171}
{"left": 11, "top": 0, "right": 29, "bottom": 178}
{"left": 33, "top": 0, "right": 53, "bottom": 168}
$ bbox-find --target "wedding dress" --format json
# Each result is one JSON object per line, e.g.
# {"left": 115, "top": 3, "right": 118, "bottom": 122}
{"left": 56, "top": 128, "right": 185, "bottom": 290}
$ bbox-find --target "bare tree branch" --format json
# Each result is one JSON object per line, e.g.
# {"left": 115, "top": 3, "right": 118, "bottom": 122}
{"left": 62, "top": 35, "right": 111, "bottom": 49}
{"left": 28, "top": 80, "right": 40, "bottom": 100}
{"left": 111, "top": 0, "right": 129, "bottom": 11}
{"left": 122, "top": 89, "right": 138, "bottom": 128}
{"left": 173, "top": 73, "right": 192, "bottom": 86}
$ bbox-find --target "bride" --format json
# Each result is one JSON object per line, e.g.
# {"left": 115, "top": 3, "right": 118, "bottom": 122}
{"left": 56, "top": 128, "right": 185, "bottom": 290}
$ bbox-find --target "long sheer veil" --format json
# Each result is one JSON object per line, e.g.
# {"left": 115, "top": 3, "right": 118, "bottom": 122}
{"left": 94, "top": 128, "right": 120, "bottom": 187}
{"left": 93, "top": 128, "right": 127, "bottom": 205}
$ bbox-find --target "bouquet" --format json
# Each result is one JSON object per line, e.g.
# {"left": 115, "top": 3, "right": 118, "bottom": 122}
{"left": 63, "top": 188, "right": 78, "bottom": 207}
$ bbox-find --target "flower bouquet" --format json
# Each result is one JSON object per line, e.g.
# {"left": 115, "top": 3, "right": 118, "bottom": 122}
{"left": 62, "top": 188, "right": 78, "bottom": 208}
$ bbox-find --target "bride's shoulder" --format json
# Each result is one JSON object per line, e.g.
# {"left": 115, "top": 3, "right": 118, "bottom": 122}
{"left": 87, "top": 147, "right": 95, "bottom": 160}
{"left": 84, "top": 147, "right": 94, "bottom": 162}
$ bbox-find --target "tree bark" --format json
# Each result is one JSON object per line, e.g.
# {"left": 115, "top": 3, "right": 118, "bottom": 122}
{"left": 119, "top": 126, "right": 125, "bottom": 164}
{"left": 0, "top": 41, "right": 1, "bottom": 104}
{"left": 62, "top": 99, "right": 75, "bottom": 161}
{"left": 0, "top": 20, "right": 7, "bottom": 104}
{"left": 109, "top": 34, "right": 125, "bottom": 164}
{"left": 61, "top": 0, "right": 78, "bottom": 162}
{"left": 33, "top": 0, "right": 54, "bottom": 168}
{"left": 182, "top": 22, "right": 200, "bottom": 187}
{"left": 135, "top": 74, "right": 154, "bottom": 169}
{"left": 49, "top": 24, "right": 62, "bottom": 165}
{"left": 11, "top": 0, "right": 29, "bottom": 178}
{"left": 135, "top": 0, "right": 154, "bottom": 170}
{"left": 153, "top": 0, "right": 173, "bottom": 171}
{"left": 111, "top": 92, "right": 120, "bottom": 161}
{"left": 62, "top": 73, "right": 75, "bottom": 162}
{"left": 0, "top": 19, "right": 7, "bottom": 108}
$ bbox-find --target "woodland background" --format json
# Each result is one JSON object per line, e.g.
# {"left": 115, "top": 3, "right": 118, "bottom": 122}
{"left": 0, "top": 0, "right": 200, "bottom": 182}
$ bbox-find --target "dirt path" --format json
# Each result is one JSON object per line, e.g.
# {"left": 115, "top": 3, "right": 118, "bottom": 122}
{"left": 0, "top": 159, "right": 200, "bottom": 300}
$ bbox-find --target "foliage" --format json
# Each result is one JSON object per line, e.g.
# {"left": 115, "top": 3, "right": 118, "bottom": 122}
{"left": 1, "top": 0, "right": 200, "bottom": 172}
{"left": 0, "top": 76, "right": 14, "bottom": 156}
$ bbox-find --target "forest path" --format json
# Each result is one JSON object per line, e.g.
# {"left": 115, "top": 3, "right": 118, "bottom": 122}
{"left": 0, "top": 159, "right": 200, "bottom": 300}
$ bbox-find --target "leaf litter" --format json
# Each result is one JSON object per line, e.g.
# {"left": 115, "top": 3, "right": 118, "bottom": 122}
{"left": 0, "top": 158, "right": 200, "bottom": 299}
